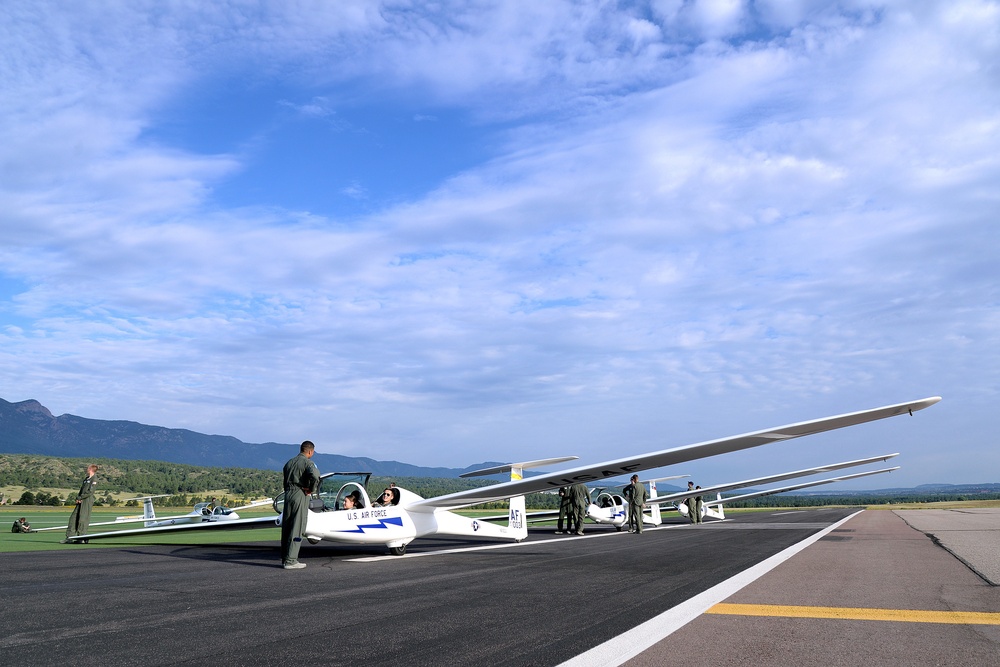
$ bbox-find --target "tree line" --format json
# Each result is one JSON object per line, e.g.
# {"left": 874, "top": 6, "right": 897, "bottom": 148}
{"left": 0, "top": 454, "right": 563, "bottom": 509}
{"left": 9, "top": 454, "right": 989, "bottom": 510}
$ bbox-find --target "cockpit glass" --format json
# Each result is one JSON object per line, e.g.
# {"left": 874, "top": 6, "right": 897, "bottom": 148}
{"left": 273, "top": 471, "right": 373, "bottom": 514}
{"left": 317, "top": 472, "right": 372, "bottom": 511}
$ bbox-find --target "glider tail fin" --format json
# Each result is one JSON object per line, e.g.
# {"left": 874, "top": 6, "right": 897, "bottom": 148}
{"left": 507, "top": 493, "right": 528, "bottom": 541}
{"left": 142, "top": 497, "right": 157, "bottom": 526}
{"left": 647, "top": 479, "right": 661, "bottom": 525}
{"left": 706, "top": 493, "right": 725, "bottom": 520}
{"left": 507, "top": 464, "right": 528, "bottom": 541}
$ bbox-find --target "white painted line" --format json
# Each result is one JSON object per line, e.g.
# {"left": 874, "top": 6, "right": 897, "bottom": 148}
{"left": 556, "top": 510, "right": 865, "bottom": 667}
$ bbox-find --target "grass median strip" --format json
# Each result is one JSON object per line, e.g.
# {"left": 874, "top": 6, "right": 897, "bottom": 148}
{"left": 706, "top": 603, "right": 1000, "bottom": 625}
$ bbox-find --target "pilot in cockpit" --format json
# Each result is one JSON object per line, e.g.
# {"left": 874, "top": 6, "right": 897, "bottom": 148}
{"left": 373, "top": 488, "right": 392, "bottom": 506}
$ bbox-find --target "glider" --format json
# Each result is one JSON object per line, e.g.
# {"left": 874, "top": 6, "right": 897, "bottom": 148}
{"left": 65, "top": 396, "right": 940, "bottom": 554}
{"left": 33, "top": 497, "right": 274, "bottom": 534}
{"left": 586, "top": 454, "right": 901, "bottom": 529}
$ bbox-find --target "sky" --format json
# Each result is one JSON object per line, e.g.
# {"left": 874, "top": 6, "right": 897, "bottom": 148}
{"left": 1, "top": 1, "right": 997, "bottom": 489}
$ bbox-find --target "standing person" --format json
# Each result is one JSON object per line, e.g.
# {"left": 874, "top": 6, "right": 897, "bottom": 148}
{"left": 694, "top": 486, "right": 704, "bottom": 524}
{"left": 555, "top": 487, "right": 574, "bottom": 535}
{"left": 570, "top": 483, "right": 590, "bottom": 535}
{"left": 685, "top": 481, "right": 698, "bottom": 524}
{"left": 281, "top": 441, "right": 321, "bottom": 569}
{"left": 623, "top": 481, "right": 635, "bottom": 532}
{"left": 626, "top": 475, "right": 648, "bottom": 534}
{"left": 62, "top": 464, "right": 98, "bottom": 543}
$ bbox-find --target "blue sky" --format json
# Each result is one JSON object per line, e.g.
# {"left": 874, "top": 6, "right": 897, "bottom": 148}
{"left": 1, "top": 1, "right": 997, "bottom": 488}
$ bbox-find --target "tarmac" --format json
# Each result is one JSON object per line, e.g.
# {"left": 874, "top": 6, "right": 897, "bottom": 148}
{"left": 3, "top": 507, "right": 997, "bottom": 666}
{"left": 618, "top": 508, "right": 1000, "bottom": 667}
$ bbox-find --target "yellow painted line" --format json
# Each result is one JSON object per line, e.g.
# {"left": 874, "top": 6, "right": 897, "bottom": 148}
{"left": 706, "top": 603, "right": 1000, "bottom": 625}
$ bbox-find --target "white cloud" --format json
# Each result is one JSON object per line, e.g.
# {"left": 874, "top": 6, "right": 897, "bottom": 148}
{"left": 0, "top": 1, "right": 997, "bottom": 484}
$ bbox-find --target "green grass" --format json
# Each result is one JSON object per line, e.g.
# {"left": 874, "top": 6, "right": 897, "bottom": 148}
{"left": 0, "top": 506, "right": 280, "bottom": 553}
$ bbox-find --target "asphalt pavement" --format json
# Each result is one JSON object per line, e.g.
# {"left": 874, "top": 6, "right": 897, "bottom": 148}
{"left": 4, "top": 508, "right": 995, "bottom": 666}
{"left": 1, "top": 509, "right": 854, "bottom": 667}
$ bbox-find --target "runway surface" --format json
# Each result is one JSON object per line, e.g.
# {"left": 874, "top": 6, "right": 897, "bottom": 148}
{"left": 2, "top": 508, "right": 996, "bottom": 666}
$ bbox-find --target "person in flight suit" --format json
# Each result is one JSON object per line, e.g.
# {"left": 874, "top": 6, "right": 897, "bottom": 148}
{"left": 570, "top": 483, "right": 590, "bottom": 535}
{"left": 281, "top": 441, "right": 321, "bottom": 569}
{"left": 694, "top": 486, "right": 704, "bottom": 524}
{"left": 62, "top": 464, "right": 98, "bottom": 543}
{"left": 556, "top": 487, "right": 575, "bottom": 534}
{"left": 685, "top": 481, "right": 701, "bottom": 524}
{"left": 626, "top": 474, "right": 648, "bottom": 533}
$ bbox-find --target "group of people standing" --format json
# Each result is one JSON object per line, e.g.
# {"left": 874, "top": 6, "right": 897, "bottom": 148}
{"left": 555, "top": 483, "right": 590, "bottom": 535}
{"left": 685, "top": 480, "right": 704, "bottom": 524}
{"left": 558, "top": 474, "right": 706, "bottom": 536}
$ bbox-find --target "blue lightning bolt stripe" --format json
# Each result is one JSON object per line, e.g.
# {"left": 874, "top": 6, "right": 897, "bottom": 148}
{"left": 336, "top": 516, "right": 405, "bottom": 534}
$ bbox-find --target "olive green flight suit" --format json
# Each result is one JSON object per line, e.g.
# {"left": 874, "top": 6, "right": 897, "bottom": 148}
{"left": 65, "top": 473, "right": 97, "bottom": 540}
{"left": 570, "top": 483, "right": 590, "bottom": 534}
{"left": 627, "top": 480, "right": 648, "bottom": 533}
{"left": 686, "top": 496, "right": 698, "bottom": 523}
{"left": 557, "top": 487, "right": 574, "bottom": 533}
{"left": 281, "top": 453, "right": 321, "bottom": 566}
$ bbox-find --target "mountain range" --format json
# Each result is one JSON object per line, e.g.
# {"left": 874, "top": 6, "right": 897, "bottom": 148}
{"left": 0, "top": 397, "right": 499, "bottom": 478}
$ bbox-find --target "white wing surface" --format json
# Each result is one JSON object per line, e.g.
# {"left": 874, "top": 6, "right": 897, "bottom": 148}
{"left": 410, "top": 396, "right": 940, "bottom": 511}
{"left": 702, "top": 466, "right": 901, "bottom": 506}
{"left": 63, "top": 516, "right": 278, "bottom": 541}
{"left": 647, "top": 453, "right": 899, "bottom": 505}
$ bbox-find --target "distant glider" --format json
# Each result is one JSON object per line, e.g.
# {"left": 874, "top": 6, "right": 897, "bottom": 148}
{"left": 586, "top": 454, "right": 901, "bottom": 529}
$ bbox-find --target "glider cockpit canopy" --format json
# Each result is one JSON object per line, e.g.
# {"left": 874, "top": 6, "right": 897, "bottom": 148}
{"left": 273, "top": 471, "right": 373, "bottom": 514}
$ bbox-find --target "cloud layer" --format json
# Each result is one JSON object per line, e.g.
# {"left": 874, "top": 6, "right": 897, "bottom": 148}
{"left": 1, "top": 1, "right": 997, "bottom": 486}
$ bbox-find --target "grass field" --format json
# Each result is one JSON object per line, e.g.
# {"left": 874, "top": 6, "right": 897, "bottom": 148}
{"left": 0, "top": 506, "right": 281, "bottom": 553}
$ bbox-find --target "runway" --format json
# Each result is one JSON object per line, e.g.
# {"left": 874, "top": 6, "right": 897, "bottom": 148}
{"left": 2, "top": 508, "right": 996, "bottom": 666}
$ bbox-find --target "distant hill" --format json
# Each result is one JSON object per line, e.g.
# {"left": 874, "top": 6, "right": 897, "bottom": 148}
{"left": 0, "top": 398, "right": 501, "bottom": 478}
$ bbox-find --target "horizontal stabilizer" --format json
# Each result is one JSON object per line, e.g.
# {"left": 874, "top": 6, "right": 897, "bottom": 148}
{"left": 643, "top": 474, "right": 690, "bottom": 484}
{"left": 460, "top": 456, "right": 579, "bottom": 478}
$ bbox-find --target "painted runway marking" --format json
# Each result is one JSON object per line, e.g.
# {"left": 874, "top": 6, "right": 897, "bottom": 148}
{"left": 706, "top": 603, "right": 1000, "bottom": 625}
{"left": 556, "top": 510, "right": 864, "bottom": 667}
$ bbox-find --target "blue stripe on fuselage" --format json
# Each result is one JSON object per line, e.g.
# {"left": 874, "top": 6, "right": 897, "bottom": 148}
{"left": 336, "top": 516, "right": 405, "bottom": 534}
